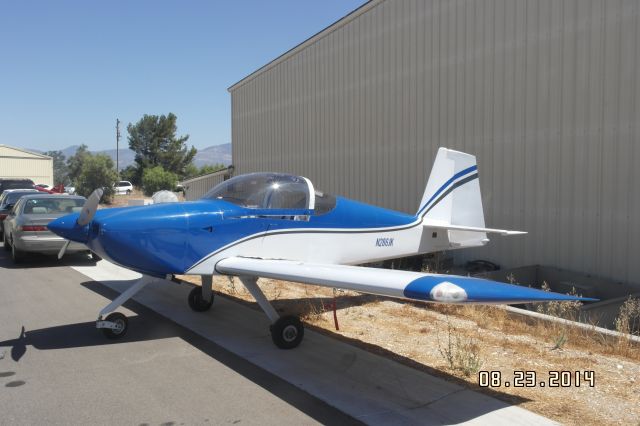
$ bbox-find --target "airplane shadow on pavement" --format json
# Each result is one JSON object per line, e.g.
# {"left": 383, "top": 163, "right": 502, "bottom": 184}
{"left": 0, "top": 279, "right": 532, "bottom": 424}
{"left": 0, "top": 279, "right": 363, "bottom": 425}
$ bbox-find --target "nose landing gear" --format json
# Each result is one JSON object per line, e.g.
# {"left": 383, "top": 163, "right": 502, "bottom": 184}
{"left": 95, "top": 275, "right": 154, "bottom": 340}
{"left": 98, "top": 312, "right": 128, "bottom": 339}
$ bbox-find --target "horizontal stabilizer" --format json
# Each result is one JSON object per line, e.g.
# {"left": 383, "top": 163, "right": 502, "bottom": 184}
{"left": 215, "top": 257, "right": 596, "bottom": 304}
{"left": 422, "top": 219, "right": 527, "bottom": 236}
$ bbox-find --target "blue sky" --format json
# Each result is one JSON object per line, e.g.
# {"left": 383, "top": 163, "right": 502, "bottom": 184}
{"left": 0, "top": 0, "right": 367, "bottom": 152}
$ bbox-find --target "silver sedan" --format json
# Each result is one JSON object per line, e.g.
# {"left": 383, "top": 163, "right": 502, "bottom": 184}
{"left": 3, "top": 194, "right": 88, "bottom": 263}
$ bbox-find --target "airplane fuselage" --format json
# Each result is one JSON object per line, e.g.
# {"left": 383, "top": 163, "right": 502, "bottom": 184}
{"left": 68, "top": 197, "right": 452, "bottom": 277}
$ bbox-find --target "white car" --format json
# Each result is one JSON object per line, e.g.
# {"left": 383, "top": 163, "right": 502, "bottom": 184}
{"left": 114, "top": 181, "right": 133, "bottom": 195}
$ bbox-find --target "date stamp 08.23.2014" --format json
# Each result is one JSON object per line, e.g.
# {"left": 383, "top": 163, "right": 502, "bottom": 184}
{"left": 478, "top": 370, "right": 595, "bottom": 388}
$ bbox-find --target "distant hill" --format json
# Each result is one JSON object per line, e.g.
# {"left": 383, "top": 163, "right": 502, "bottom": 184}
{"left": 192, "top": 143, "right": 232, "bottom": 167}
{"left": 29, "top": 143, "right": 232, "bottom": 169}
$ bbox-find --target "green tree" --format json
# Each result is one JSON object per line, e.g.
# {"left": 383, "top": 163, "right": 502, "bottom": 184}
{"left": 76, "top": 154, "right": 118, "bottom": 200}
{"left": 44, "top": 150, "right": 68, "bottom": 184}
{"left": 183, "top": 163, "right": 226, "bottom": 179}
{"left": 127, "top": 113, "right": 197, "bottom": 178}
{"left": 66, "top": 144, "right": 90, "bottom": 184}
{"left": 142, "top": 166, "right": 178, "bottom": 196}
{"left": 119, "top": 165, "right": 140, "bottom": 187}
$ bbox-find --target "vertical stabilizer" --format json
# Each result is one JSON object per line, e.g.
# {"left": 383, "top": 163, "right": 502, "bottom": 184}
{"left": 417, "top": 148, "right": 487, "bottom": 247}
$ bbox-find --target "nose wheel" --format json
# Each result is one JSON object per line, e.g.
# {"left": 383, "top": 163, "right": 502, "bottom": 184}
{"left": 98, "top": 312, "right": 128, "bottom": 339}
{"left": 95, "top": 275, "right": 154, "bottom": 339}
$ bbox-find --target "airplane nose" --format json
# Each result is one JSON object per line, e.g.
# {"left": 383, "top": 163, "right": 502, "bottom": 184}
{"left": 90, "top": 203, "right": 189, "bottom": 274}
{"left": 48, "top": 214, "right": 88, "bottom": 243}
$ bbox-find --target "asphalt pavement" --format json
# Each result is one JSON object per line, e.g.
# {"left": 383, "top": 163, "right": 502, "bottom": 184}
{"left": 0, "top": 250, "right": 556, "bottom": 425}
{"left": 0, "top": 251, "right": 358, "bottom": 425}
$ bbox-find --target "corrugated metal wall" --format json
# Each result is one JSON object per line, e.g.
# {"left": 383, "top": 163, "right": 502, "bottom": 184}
{"left": 0, "top": 146, "right": 53, "bottom": 186}
{"left": 229, "top": 0, "right": 640, "bottom": 287}
{"left": 181, "top": 170, "right": 229, "bottom": 201}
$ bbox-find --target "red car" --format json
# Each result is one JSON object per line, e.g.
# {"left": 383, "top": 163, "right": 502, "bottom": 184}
{"left": 35, "top": 184, "right": 65, "bottom": 194}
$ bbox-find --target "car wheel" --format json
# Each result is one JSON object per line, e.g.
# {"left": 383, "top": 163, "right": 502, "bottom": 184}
{"left": 3, "top": 233, "right": 10, "bottom": 251}
{"left": 126, "top": 189, "right": 131, "bottom": 195}
{"left": 11, "top": 239, "right": 24, "bottom": 264}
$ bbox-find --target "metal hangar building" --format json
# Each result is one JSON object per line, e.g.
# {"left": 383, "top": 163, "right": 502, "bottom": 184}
{"left": 0, "top": 145, "right": 53, "bottom": 187}
{"left": 227, "top": 0, "right": 640, "bottom": 289}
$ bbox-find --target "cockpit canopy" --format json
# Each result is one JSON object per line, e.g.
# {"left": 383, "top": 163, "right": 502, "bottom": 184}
{"left": 202, "top": 173, "right": 336, "bottom": 214}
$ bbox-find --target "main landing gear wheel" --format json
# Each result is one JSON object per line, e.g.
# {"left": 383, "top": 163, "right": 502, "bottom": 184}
{"left": 270, "top": 316, "right": 304, "bottom": 349}
{"left": 188, "top": 286, "right": 214, "bottom": 312}
{"left": 101, "top": 312, "right": 128, "bottom": 339}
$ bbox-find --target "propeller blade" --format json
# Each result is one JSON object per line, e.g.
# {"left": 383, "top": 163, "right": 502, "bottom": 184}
{"left": 77, "top": 188, "right": 104, "bottom": 226}
{"left": 58, "top": 240, "right": 70, "bottom": 260}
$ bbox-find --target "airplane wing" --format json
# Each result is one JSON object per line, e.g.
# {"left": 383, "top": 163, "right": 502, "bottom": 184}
{"left": 215, "top": 257, "right": 596, "bottom": 304}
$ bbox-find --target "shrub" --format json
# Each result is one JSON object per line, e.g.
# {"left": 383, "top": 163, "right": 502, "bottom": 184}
{"left": 76, "top": 154, "right": 118, "bottom": 200}
{"left": 142, "top": 166, "right": 178, "bottom": 196}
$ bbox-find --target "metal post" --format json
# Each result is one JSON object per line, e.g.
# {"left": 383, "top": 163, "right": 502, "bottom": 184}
{"left": 116, "top": 118, "right": 121, "bottom": 179}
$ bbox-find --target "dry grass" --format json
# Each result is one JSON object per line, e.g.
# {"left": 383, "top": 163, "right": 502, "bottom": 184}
{"left": 178, "top": 274, "right": 640, "bottom": 425}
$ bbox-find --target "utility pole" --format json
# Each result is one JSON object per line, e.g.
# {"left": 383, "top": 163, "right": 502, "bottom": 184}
{"left": 116, "top": 118, "right": 121, "bottom": 179}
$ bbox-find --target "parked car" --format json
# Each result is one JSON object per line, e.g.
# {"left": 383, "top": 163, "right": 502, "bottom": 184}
{"left": 35, "top": 185, "right": 55, "bottom": 194}
{"left": 114, "top": 180, "right": 133, "bottom": 195}
{"left": 35, "top": 184, "right": 66, "bottom": 194}
{"left": 36, "top": 183, "right": 50, "bottom": 189}
{"left": 0, "top": 178, "right": 35, "bottom": 197}
{"left": 0, "top": 189, "right": 40, "bottom": 240}
{"left": 3, "top": 194, "right": 87, "bottom": 263}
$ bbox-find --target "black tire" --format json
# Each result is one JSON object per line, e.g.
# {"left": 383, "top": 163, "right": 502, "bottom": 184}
{"left": 11, "top": 239, "right": 23, "bottom": 264}
{"left": 126, "top": 189, "right": 131, "bottom": 195}
{"left": 101, "top": 312, "right": 128, "bottom": 339}
{"left": 188, "top": 286, "right": 214, "bottom": 312}
{"left": 270, "top": 316, "right": 304, "bottom": 349}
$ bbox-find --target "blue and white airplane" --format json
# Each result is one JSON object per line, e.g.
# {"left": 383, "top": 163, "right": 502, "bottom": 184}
{"left": 49, "top": 148, "right": 595, "bottom": 348}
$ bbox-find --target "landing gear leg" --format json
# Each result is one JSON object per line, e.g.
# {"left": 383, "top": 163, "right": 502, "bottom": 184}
{"left": 95, "top": 275, "right": 154, "bottom": 339}
{"left": 188, "top": 275, "right": 214, "bottom": 312}
{"left": 238, "top": 276, "right": 304, "bottom": 349}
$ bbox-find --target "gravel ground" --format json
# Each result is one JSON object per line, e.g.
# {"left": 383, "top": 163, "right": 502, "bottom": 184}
{"left": 179, "top": 275, "right": 640, "bottom": 426}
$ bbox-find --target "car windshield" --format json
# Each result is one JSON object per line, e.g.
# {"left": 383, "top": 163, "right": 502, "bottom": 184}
{"left": 202, "top": 173, "right": 313, "bottom": 210}
{"left": 22, "top": 198, "right": 85, "bottom": 215}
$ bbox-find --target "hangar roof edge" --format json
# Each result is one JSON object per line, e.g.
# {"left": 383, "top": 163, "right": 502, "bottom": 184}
{"left": 0, "top": 145, "right": 52, "bottom": 160}
{"left": 227, "top": 0, "right": 377, "bottom": 93}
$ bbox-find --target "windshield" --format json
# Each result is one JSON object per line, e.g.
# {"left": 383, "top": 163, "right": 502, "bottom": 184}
{"left": 202, "top": 173, "right": 313, "bottom": 210}
{"left": 22, "top": 198, "right": 85, "bottom": 215}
